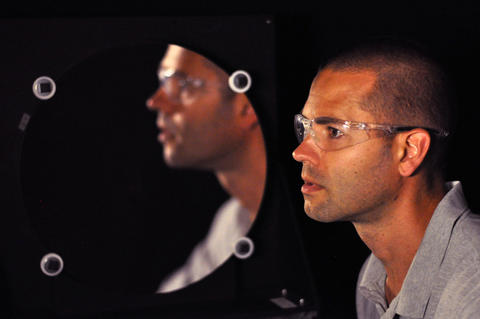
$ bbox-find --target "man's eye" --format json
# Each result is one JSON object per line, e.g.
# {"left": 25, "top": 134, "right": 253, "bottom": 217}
{"left": 327, "top": 127, "right": 344, "bottom": 138}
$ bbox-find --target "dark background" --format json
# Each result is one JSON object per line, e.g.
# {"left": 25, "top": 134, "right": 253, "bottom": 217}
{"left": 1, "top": 1, "right": 480, "bottom": 318}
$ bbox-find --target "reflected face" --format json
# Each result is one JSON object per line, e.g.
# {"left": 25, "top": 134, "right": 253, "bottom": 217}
{"left": 292, "top": 68, "right": 400, "bottom": 223}
{"left": 146, "top": 45, "right": 246, "bottom": 170}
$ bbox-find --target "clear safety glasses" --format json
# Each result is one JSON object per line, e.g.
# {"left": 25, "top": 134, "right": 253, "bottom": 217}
{"left": 157, "top": 69, "right": 206, "bottom": 103}
{"left": 294, "top": 114, "right": 449, "bottom": 151}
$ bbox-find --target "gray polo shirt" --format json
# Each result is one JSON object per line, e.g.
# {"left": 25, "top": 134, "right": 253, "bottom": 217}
{"left": 356, "top": 181, "right": 480, "bottom": 319}
{"left": 157, "top": 197, "right": 251, "bottom": 293}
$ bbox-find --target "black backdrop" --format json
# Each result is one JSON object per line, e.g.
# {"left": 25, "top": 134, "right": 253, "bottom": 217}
{"left": 0, "top": 15, "right": 319, "bottom": 319}
{"left": 1, "top": 2, "right": 479, "bottom": 318}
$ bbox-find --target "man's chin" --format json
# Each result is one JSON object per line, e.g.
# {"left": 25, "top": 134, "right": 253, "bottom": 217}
{"left": 163, "top": 154, "right": 186, "bottom": 168}
{"left": 304, "top": 202, "right": 341, "bottom": 223}
{"left": 163, "top": 149, "right": 200, "bottom": 169}
{"left": 162, "top": 147, "right": 184, "bottom": 168}
{"left": 162, "top": 146, "right": 216, "bottom": 171}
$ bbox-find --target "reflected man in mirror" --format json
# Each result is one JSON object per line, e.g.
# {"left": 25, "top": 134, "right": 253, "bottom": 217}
{"left": 292, "top": 40, "right": 480, "bottom": 318}
{"left": 146, "top": 44, "right": 266, "bottom": 293}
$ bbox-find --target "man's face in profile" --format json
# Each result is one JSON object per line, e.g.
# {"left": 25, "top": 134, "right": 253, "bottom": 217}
{"left": 292, "top": 69, "right": 399, "bottom": 224}
{"left": 147, "top": 45, "right": 243, "bottom": 170}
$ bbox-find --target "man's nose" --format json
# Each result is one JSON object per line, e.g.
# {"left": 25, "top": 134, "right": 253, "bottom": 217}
{"left": 292, "top": 137, "right": 320, "bottom": 166}
{"left": 146, "top": 88, "right": 177, "bottom": 115}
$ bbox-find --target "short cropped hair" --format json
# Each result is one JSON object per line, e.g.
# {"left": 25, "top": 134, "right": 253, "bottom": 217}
{"left": 201, "top": 58, "right": 236, "bottom": 102}
{"left": 322, "top": 39, "right": 457, "bottom": 179}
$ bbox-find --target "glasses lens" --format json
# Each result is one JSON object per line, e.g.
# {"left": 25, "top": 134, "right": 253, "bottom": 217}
{"left": 315, "top": 122, "right": 350, "bottom": 150}
{"left": 162, "top": 76, "right": 183, "bottom": 102}
{"left": 314, "top": 120, "right": 376, "bottom": 150}
{"left": 160, "top": 73, "right": 204, "bottom": 103}
{"left": 294, "top": 115, "right": 306, "bottom": 143}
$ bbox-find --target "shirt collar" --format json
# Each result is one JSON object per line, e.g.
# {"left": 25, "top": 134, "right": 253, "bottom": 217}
{"left": 357, "top": 253, "right": 386, "bottom": 305}
{"left": 358, "top": 181, "right": 468, "bottom": 318}
{"left": 395, "top": 181, "right": 468, "bottom": 317}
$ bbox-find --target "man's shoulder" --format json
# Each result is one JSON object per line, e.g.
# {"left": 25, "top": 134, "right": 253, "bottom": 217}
{"left": 211, "top": 197, "right": 248, "bottom": 228}
{"left": 436, "top": 214, "right": 480, "bottom": 318}
{"left": 438, "top": 182, "right": 480, "bottom": 270}
{"left": 435, "top": 209, "right": 480, "bottom": 315}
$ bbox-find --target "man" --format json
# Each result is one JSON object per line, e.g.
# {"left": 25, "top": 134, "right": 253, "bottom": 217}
{"left": 146, "top": 44, "right": 266, "bottom": 293}
{"left": 292, "top": 41, "right": 480, "bottom": 318}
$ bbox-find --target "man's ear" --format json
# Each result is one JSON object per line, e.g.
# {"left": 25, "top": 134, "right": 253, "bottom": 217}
{"left": 397, "top": 129, "right": 431, "bottom": 177}
{"left": 233, "top": 93, "right": 258, "bottom": 129}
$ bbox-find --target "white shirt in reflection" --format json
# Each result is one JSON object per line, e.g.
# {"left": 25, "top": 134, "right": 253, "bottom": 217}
{"left": 157, "top": 197, "right": 251, "bottom": 293}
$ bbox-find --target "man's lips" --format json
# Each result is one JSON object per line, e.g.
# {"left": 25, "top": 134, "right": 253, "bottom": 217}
{"left": 301, "top": 177, "right": 323, "bottom": 194}
{"left": 156, "top": 116, "right": 178, "bottom": 143}
{"left": 157, "top": 127, "right": 175, "bottom": 143}
{"left": 156, "top": 119, "right": 177, "bottom": 143}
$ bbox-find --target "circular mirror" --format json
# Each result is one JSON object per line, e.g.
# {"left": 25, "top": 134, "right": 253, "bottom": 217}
{"left": 20, "top": 43, "right": 267, "bottom": 295}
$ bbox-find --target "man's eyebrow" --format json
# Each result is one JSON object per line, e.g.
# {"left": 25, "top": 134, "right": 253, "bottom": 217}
{"left": 300, "top": 114, "right": 345, "bottom": 123}
{"left": 314, "top": 117, "right": 344, "bottom": 124}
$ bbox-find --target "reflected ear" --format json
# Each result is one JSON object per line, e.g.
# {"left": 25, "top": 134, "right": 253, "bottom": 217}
{"left": 233, "top": 93, "right": 258, "bottom": 129}
{"left": 398, "top": 129, "right": 431, "bottom": 177}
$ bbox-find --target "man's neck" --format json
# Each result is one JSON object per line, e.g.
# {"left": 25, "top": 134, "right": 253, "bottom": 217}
{"left": 215, "top": 131, "right": 266, "bottom": 221}
{"left": 353, "top": 178, "right": 446, "bottom": 304}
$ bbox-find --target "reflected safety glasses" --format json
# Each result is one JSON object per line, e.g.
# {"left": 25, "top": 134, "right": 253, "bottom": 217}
{"left": 294, "top": 114, "right": 449, "bottom": 151}
{"left": 157, "top": 69, "right": 206, "bottom": 103}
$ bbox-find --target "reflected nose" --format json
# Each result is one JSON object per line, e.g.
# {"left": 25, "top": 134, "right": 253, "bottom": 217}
{"left": 146, "top": 87, "right": 178, "bottom": 115}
